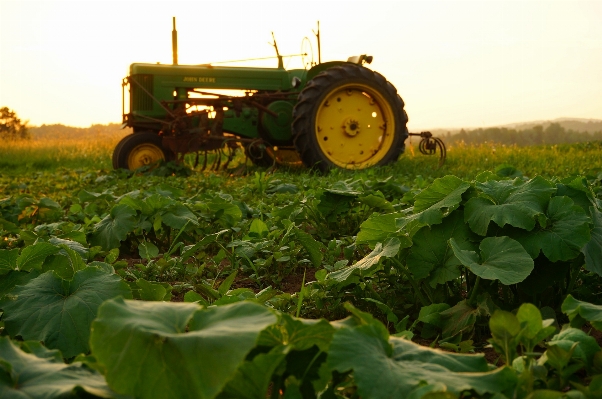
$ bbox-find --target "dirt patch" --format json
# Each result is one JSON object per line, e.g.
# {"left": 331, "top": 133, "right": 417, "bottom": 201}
{"left": 279, "top": 268, "right": 317, "bottom": 294}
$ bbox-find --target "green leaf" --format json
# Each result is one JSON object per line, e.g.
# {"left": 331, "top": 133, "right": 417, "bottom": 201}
{"left": 90, "top": 204, "right": 137, "bottom": 250}
{"left": 0, "top": 270, "right": 40, "bottom": 299}
{"left": 293, "top": 228, "right": 324, "bottom": 267}
{"left": 248, "top": 219, "right": 269, "bottom": 239}
{"left": 0, "top": 337, "right": 125, "bottom": 399}
{"left": 418, "top": 303, "right": 451, "bottom": 328}
{"left": 42, "top": 245, "right": 87, "bottom": 280}
{"left": 439, "top": 300, "right": 479, "bottom": 340}
{"left": 163, "top": 203, "right": 198, "bottom": 229}
{"left": 48, "top": 237, "right": 89, "bottom": 260}
{"left": 583, "top": 208, "right": 602, "bottom": 276}
{"left": 317, "top": 191, "right": 354, "bottom": 221}
{"left": 0, "top": 249, "right": 19, "bottom": 275}
{"left": 489, "top": 310, "right": 520, "bottom": 364}
{"left": 358, "top": 194, "right": 394, "bottom": 213}
{"left": 16, "top": 242, "right": 60, "bottom": 271}
{"left": 464, "top": 177, "right": 555, "bottom": 235}
{"left": 0, "top": 267, "right": 132, "bottom": 358}
{"left": 217, "top": 346, "right": 288, "bottom": 399}
{"left": 356, "top": 212, "right": 405, "bottom": 247}
{"left": 184, "top": 290, "right": 208, "bottom": 305}
{"left": 562, "top": 295, "right": 602, "bottom": 331}
{"left": 511, "top": 196, "right": 590, "bottom": 261}
{"left": 392, "top": 337, "right": 490, "bottom": 372}
{"left": 258, "top": 313, "right": 335, "bottom": 352}
{"left": 138, "top": 240, "right": 159, "bottom": 260}
{"left": 328, "top": 238, "right": 403, "bottom": 284}
{"left": 450, "top": 236, "right": 534, "bottom": 285}
{"left": 413, "top": 175, "right": 470, "bottom": 215}
{"left": 328, "top": 323, "right": 516, "bottom": 397}
{"left": 91, "top": 299, "right": 277, "bottom": 399}
{"left": 181, "top": 229, "right": 228, "bottom": 260}
{"left": 136, "top": 278, "right": 169, "bottom": 301}
{"left": 406, "top": 211, "right": 474, "bottom": 285}
{"left": 218, "top": 271, "right": 238, "bottom": 296}
{"left": 203, "top": 198, "right": 242, "bottom": 228}
{"left": 547, "top": 328, "right": 601, "bottom": 368}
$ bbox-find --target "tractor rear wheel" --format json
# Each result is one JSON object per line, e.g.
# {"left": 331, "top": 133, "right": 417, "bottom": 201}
{"left": 112, "top": 132, "right": 174, "bottom": 170}
{"left": 292, "top": 64, "right": 408, "bottom": 171}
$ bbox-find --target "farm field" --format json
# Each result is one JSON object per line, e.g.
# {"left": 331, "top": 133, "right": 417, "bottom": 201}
{"left": 2, "top": 132, "right": 602, "bottom": 398}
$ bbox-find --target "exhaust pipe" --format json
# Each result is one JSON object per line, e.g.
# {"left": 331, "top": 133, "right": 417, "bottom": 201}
{"left": 172, "top": 17, "right": 178, "bottom": 65}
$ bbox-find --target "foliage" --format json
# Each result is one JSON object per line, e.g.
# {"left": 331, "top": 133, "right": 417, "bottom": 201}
{"left": 446, "top": 122, "right": 602, "bottom": 147}
{"left": 2, "top": 133, "right": 602, "bottom": 397}
{"left": 0, "top": 107, "right": 30, "bottom": 141}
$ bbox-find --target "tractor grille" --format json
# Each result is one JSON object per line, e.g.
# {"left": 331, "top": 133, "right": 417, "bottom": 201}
{"left": 131, "top": 74, "right": 154, "bottom": 111}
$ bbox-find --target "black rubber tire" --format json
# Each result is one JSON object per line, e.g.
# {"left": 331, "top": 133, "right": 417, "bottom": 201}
{"left": 292, "top": 64, "right": 408, "bottom": 172}
{"left": 112, "top": 132, "right": 175, "bottom": 170}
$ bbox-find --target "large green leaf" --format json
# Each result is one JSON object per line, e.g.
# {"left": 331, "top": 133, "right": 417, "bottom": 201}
{"left": 90, "top": 299, "right": 277, "bottom": 399}
{"left": 562, "top": 295, "right": 602, "bottom": 331}
{"left": 0, "top": 248, "right": 18, "bottom": 275}
{"left": 583, "top": 208, "right": 602, "bottom": 276}
{"left": 450, "top": 236, "right": 534, "bottom": 285}
{"left": 0, "top": 267, "right": 132, "bottom": 358}
{"left": 406, "top": 211, "right": 475, "bottom": 285}
{"left": 356, "top": 212, "right": 405, "bottom": 247}
{"left": 439, "top": 300, "right": 479, "bottom": 340}
{"left": 328, "top": 238, "right": 404, "bottom": 284}
{"left": 162, "top": 203, "right": 198, "bottom": 229}
{"left": 217, "top": 346, "right": 288, "bottom": 399}
{"left": 90, "top": 204, "right": 137, "bottom": 250}
{"left": 510, "top": 196, "right": 590, "bottom": 262}
{"left": 464, "top": 177, "right": 555, "bottom": 235}
{"left": 0, "top": 270, "right": 40, "bottom": 299}
{"left": 258, "top": 313, "right": 335, "bottom": 352}
{"left": 16, "top": 242, "right": 60, "bottom": 272}
{"left": 328, "top": 323, "right": 516, "bottom": 398}
{"left": 413, "top": 175, "right": 471, "bottom": 215}
{"left": 0, "top": 337, "right": 126, "bottom": 399}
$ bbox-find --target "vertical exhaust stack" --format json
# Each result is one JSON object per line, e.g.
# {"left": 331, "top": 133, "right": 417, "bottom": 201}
{"left": 172, "top": 17, "right": 178, "bottom": 65}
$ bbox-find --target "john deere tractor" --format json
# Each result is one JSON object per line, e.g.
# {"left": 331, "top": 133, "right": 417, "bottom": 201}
{"left": 115, "top": 19, "right": 432, "bottom": 172}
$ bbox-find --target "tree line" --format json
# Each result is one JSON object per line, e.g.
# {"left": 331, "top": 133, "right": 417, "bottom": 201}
{"left": 444, "top": 123, "right": 602, "bottom": 147}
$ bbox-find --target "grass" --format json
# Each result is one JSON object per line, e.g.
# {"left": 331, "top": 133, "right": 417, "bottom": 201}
{"left": 0, "top": 130, "right": 127, "bottom": 173}
{"left": 2, "top": 131, "right": 602, "bottom": 183}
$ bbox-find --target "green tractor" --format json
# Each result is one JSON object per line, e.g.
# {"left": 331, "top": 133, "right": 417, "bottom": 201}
{"left": 115, "top": 19, "right": 441, "bottom": 172}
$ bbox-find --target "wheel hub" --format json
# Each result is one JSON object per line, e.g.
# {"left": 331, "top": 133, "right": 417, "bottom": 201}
{"left": 343, "top": 118, "right": 360, "bottom": 137}
{"left": 128, "top": 143, "right": 165, "bottom": 169}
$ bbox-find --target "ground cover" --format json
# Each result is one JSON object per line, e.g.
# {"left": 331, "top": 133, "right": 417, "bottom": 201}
{"left": 1, "top": 136, "right": 602, "bottom": 398}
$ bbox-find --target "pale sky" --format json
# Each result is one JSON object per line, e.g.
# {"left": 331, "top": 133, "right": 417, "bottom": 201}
{"left": 1, "top": 0, "right": 601, "bottom": 130}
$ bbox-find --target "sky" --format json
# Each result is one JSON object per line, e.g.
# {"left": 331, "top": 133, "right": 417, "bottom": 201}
{"left": 1, "top": 0, "right": 601, "bottom": 131}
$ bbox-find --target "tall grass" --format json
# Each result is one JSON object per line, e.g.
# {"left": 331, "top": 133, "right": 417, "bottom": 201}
{"left": 2, "top": 129, "right": 602, "bottom": 181}
{"left": 0, "top": 129, "right": 128, "bottom": 173}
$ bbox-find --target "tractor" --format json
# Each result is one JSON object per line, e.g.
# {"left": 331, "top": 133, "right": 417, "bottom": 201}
{"left": 115, "top": 19, "right": 444, "bottom": 172}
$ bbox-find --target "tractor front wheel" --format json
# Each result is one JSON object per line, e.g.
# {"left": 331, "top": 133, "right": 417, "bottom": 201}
{"left": 112, "top": 132, "right": 174, "bottom": 170}
{"left": 292, "top": 64, "right": 408, "bottom": 171}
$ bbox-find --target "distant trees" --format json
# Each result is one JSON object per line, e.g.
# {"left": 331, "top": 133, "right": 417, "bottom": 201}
{"left": 446, "top": 123, "right": 602, "bottom": 147}
{"left": 0, "top": 107, "right": 30, "bottom": 140}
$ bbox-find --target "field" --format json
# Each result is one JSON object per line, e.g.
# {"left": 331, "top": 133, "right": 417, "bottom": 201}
{"left": 2, "top": 130, "right": 602, "bottom": 398}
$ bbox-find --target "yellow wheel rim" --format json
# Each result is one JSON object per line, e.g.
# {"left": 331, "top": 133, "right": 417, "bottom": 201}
{"left": 314, "top": 83, "right": 396, "bottom": 168}
{"left": 127, "top": 143, "right": 165, "bottom": 169}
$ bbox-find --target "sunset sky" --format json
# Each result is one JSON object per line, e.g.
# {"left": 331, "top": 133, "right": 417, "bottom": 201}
{"left": 1, "top": 0, "right": 601, "bottom": 130}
